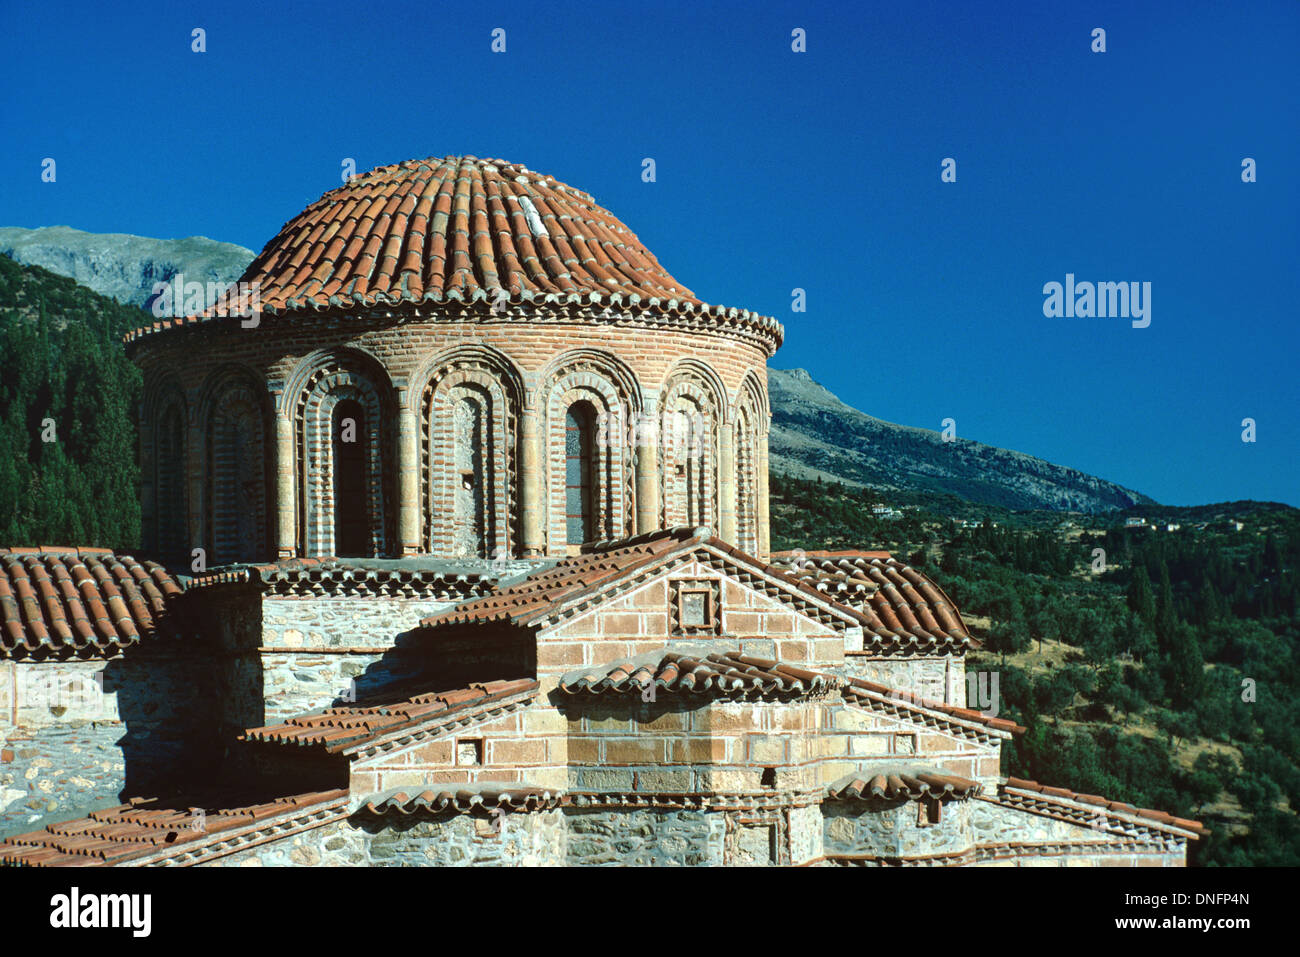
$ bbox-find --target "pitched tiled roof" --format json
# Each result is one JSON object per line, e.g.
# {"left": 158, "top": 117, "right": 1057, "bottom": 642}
{"left": 125, "top": 155, "right": 783, "bottom": 351}
{"left": 0, "top": 789, "right": 348, "bottom": 867}
{"left": 361, "top": 786, "right": 566, "bottom": 817}
{"left": 770, "top": 551, "right": 975, "bottom": 654}
{"left": 241, "top": 678, "right": 538, "bottom": 754}
{"left": 0, "top": 547, "right": 182, "bottom": 659}
{"left": 560, "top": 651, "right": 837, "bottom": 700}
{"left": 827, "top": 769, "right": 983, "bottom": 802}
{"left": 1001, "top": 777, "right": 1206, "bottom": 838}
{"left": 421, "top": 527, "right": 700, "bottom": 629}
{"left": 422, "top": 527, "right": 871, "bottom": 633}
{"left": 841, "top": 674, "right": 1025, "bottom": 736}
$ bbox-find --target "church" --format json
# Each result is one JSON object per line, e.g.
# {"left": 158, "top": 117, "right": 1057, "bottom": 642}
{"left": 0, "top": 155, "right": 1202, "bottom": 866}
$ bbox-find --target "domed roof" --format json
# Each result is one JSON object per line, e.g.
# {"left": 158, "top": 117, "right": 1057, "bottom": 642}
{"left": 127, "top": 155, "right": 782, "bottom": 351}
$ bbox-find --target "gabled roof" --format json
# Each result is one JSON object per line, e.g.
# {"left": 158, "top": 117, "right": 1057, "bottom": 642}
{"left": 560, "top": 651, "right": 837, "bottom": 700}
{"left": 0, "top": 789, "right": 348, "bottom": 867}
{"left": 998, "top": 777, "right": 1206, "bottom": 839}
{"left": 770, "top": 550, "right": 975, "bottom": 655}
{"left": 827, "top": 769, "right": 983, "bottom": 803}
{"left": 241, "top": 678, "right": 538, "bottom": 755}
{"left": 0, "top": 547, "right": 182, "bottom": 659}
{"left": 421, "top": 527, "right": 871, "bottom": 633}
{"left": 841, "top": 674, "right": 1025, "bottom": 736}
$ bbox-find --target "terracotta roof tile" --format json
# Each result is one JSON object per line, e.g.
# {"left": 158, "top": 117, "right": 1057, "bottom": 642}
{"left": 827, "top": 769, "right": 983, "bottom": 802}
{"left": 560, "top": 651, "right": 837, "bottom": 700}
{"left": 361, "top": 786, "right": 566, "bottom": 816}
{"left": 241, "top": 678, "right": 538, "bottom": 753}
{"left": 841, "top": 674, "right": 1025, "bottom": 735}
{"left": 0, "top": 548, "right": 181, "bottom": 659}
{"left": 124, "top": 155, "right": 782, "bottom": 352}
{"left": 770, "top": 550, "right": 976, "bottom": 655}
{"left": 422, "top": 527, "right": 871, "bottom": 632}
{"left": 0, "top": 789, "right": 347, "bottom": 867}
{"left": 1002, "top": 777, "right": 1206, "bottom": 837}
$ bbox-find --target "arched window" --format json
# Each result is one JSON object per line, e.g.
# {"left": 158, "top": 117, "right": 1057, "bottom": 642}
{"left": 207, "top": 384, "right": 267, "bottom": 565}
{"left": 735, "top": 404, "right": 759, "bottom": 554}
{"left": 294, "top": 353, "right": 392, "bottom": 559}
{"left": 156, "top": 401, "right": 187, "bottom": 565}
{"left": 452, "top": 394, "right": 487, "bottom": 557}
{"left": 418, "top": 353, "right": 521, "bottom": 559}
{"left": 565, "top": 402, "right": 596, "bottom": 546}
{"left": 333, "top": 398, "right": 369, "bottom": 556}
{"left": 664, "top": 405, "right": 709, "bottom": 527}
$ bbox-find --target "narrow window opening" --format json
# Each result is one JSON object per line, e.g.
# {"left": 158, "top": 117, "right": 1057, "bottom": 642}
{"left": 565, "top": 401, "right": 596, "bottom": 546}
{"left": 333, "top": 399, "right": 369, "bottom": 556}
{"left": 918, "top": 798, "right": 942, "bottom": 827}
{"left": 760, "top": 767, "right": 777, "bottom": 789}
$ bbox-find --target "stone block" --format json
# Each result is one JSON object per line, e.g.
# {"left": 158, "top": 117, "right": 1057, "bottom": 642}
{"left": 604, "top": 738, "right": 664, "bottom": 765}
{"left": 746, "top": 735, "right": 785, "bottom": 764}
{"left": 635, "top": 768, "right": 693, "bottom": 791}
{"left": 670, "top": 737, "right": 728, "bottom": 763}
{"left": 566, "top": 737, "right": 600, "bottom": 764}
{"left": 635, "top": 709, "right": 686, "bottom": 733}
{"left": 578, "top": 768, "right": 635, "bottom": 791}
{"left": 850, "top": 734, "right": 892, "bottom": 756}
{"left": 523, "top": 707, "right": 568, "bottom": 735}
{"left": 408, "top": 740, "right": 454, "bottom": 765}
{"left": 601, "top": 613, "right": 642, "bottom": 635}
{"left": 488, "top": 738, "right": 547, "bottom": 766}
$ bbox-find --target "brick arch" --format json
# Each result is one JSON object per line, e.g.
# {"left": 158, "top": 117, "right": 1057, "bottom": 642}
{"left": 659, "top": 358, "right": 729, "bottom": 422}
{"left": 145, "top": 380, "right": 189, "bottom": 565}
{"left": 658, "top": 366, "right": 723, "bottom": 530}
{"left": 734, "top": 368, "right": 770, "bottom": 426}
{"left": 417, "top": 347, "right": 523, "bottom": 558}
{"left": 540, "top": 351, "right": 643, "bottom": 553}
{"left": 733, "top": 370, "right": 767, "bottom": 556}
{"left": 290, "top": 350, "right": 396, "bottom": 557}
{"left": 197, "top": 367, "right": 272, "bottom": 565}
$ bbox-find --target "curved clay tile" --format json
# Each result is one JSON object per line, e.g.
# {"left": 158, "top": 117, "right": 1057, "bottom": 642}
{"left": 0, "top": 550, "right": 181, "bottom": 658}
{"left": 125, "top": 155, "right": 788, "bottom": 351}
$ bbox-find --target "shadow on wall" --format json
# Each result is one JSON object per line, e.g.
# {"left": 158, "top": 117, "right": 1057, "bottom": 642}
{"left": 101, "top": 584, "right": 268, "bottom": 798}
{"left": 341, "top": 624, "right": 538, "bottom": 708}
{"left": 101, "top": 642, "right": 230, "bottom": 799}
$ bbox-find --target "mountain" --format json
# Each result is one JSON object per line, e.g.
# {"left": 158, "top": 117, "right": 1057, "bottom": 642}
{"left": 767, "top": 368, "right": 1153, "bottom": 512}
{"left": 0, "top": 226, "right": 1151, "bottom": 514}
{"left": 0, "top": 226, "right": 254, "bottom": 309}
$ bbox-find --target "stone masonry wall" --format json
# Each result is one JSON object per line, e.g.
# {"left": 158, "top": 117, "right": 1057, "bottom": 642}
{"left": 565, "top": 808, "right": 725, "bottom": 866}
{"left": 816, "top": 699, "right": 1002, "bottom": 786}
{"left": 823, "top": 799, "right": 974, "bottom": 862}
{"left": 259, "top": 595, "right": 473, "bottom": 720}
{"left": 0, "top": 650, "right": 217, "bottom": 837}
{"left": 207, "top": 809, "right": 566, "bottom": 867}
{"left": 968, "top": 799, "right": 1187, "bottom": 867}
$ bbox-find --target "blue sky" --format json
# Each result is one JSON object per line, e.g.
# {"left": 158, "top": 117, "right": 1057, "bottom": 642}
{"left": 2, "top": 0, "right": 1296, "bottom": 507}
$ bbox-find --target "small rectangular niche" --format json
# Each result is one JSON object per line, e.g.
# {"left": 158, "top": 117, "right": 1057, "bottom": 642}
{"left": 457, "top": 738, "right": 483, "bottom": 766}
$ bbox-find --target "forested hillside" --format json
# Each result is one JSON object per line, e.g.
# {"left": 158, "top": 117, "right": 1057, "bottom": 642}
{"left": 772, "top": 473, "right": 1300, "bottom": 866}
{"left": 0, "top": 256, "right": 144, "bottom": 549}
{"left": 768, "top": 368, "right": 1154, "bottom": 512}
